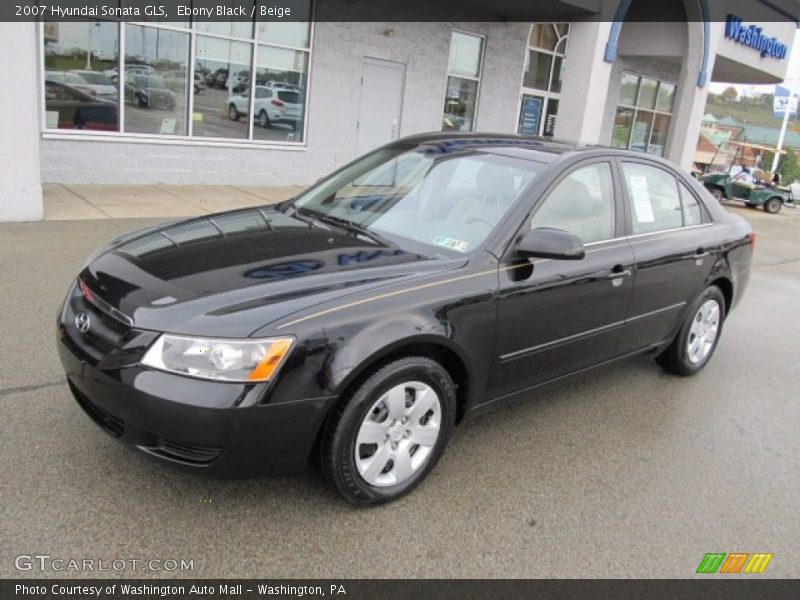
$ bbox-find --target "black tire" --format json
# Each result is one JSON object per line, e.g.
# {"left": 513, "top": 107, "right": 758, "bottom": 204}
{"left": 764, "top": 197, "right": 782, "bottom": 214}
{"left": 321, "top": 356, "right": 456, "bottom": 506}
{"left": 133, "top": 94, "right": 143, "bottom": 108}
{"left": 258, "top": 109, "right": 271, "bottom": 128}
{"left": 228, "top": 103, "right": 240, "bottom": 121}
{"left": 706, "top": 186, "right": 724, "bottom": 203}
{"left": 656, "top": 285, "right": 726, "bottom": 376}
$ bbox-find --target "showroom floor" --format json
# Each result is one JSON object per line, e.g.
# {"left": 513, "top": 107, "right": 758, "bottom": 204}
{"left": 0, "top": 204, "right": 798, "bottom": 578}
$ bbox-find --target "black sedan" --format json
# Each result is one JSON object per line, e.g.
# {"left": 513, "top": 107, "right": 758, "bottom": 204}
{"left": 57, "top": 134, "right": 754, "bottom": 505}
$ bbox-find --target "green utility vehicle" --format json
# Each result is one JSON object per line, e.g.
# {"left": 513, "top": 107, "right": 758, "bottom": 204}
{"left": 700, "top": 141, "right": 795, "bottom": 214}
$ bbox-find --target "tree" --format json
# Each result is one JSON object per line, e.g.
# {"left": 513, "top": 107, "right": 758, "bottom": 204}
{"left": 779, "top": 148, "right": 800, "bottom": 183}
{"left": 722, "top": 86, "right": 738, "bottom": 103}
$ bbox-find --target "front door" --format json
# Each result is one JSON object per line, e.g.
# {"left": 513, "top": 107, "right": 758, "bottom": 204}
{"left": 490, "top": 160, "right": 635, "bottom": 399}
{"left": 355, "top": 58, "right": 406, "bottom": 156}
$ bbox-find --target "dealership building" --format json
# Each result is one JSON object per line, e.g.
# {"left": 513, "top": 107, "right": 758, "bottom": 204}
{"left": 1, "top": 0, "right": 798, "bottom": 221}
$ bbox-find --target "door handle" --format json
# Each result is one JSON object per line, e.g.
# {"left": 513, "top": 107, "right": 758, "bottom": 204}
{"left": 694, "top": 248, "right": 710, "bottom": 259}
{"left": 607, "top": 267, "right": 632, "bottom": 279}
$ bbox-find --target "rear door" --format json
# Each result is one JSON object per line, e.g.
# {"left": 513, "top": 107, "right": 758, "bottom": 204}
{"left": 490, "top": 160, "right": 635, "bottom": 398}
{"left": 617, "top": 159, "right": 717, "bottom": 352}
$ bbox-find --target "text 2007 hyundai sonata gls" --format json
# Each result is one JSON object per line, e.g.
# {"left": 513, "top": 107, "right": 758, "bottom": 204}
{"left": 58, "top": 133, "right": 754, "bottom": 505}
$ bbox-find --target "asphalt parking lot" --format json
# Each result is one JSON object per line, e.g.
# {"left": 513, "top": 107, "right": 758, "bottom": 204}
{"left": 1, "top": 202, "right": 798, "bottom": 578}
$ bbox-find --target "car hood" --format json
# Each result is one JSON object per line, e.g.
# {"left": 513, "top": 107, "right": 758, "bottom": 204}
{"left": 79, "top": 207, "right": 462, "bottom": 337}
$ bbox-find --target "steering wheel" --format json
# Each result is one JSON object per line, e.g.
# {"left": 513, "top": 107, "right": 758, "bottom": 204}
{"left": 466, "top": 217, "right": 494, "bottom": 229}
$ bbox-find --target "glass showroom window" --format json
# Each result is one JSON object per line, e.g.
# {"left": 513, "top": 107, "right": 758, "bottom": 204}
{"left": 442, "top": 31, "right": 484, "bottom": 132}
{"left": 41, "top": 4, "right": 312, "bottom": 144}
{"left": 42, "top": 21, "right": 120, "bottom": 132}
{"left": 612, "top": 73, "right": 675, "bottom": 156}
{"left": 518, "top": 23, "right": 569, "bottom": 137}
{"left": 194, "top": 36, "right": 253, "bottom": 140}
{"left": 124, "top": 24, "right": 190, "bottom": 136}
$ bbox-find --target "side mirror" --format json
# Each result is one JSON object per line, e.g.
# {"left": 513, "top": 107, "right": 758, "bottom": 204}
{"left": 515, "top": 228, "right": 585, "bottom": 260}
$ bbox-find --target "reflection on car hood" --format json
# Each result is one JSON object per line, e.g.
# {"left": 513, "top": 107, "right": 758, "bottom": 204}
{"left": 79, "top": 206, "right": 461, "bottom": 337}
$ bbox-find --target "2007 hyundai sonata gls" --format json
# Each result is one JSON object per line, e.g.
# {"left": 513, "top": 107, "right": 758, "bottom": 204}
{"left": 58, "top": 133, "right": 754, "bottom": 505}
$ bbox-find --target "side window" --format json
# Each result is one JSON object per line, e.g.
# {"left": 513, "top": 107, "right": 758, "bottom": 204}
{"left": 530, "top": 162, "right": 616, "bottom": 244}
{"left": 679, "top": 181, "right": 703, "bottom": 226}
{"left": 621, "top": 162, "right": 682, "bottom": 234}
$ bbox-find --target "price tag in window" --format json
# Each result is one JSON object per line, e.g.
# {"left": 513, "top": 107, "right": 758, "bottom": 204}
{"left": 46, "top": 111, "right": 59, "bottom": 129}
{"left": 629, "top": 174, "right": 655, "bottom": 223}
{"left": 160, "top": 118, "right": 176, "bottom": 135}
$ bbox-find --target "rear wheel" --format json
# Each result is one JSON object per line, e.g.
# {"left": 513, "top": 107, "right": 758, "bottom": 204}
{"left": 656, "top": 285, "right": 725, "bottom": 376}
{"left": 764, "top": 197, "right": 782, "bottom": 214}
{"left": 258, "top": 109, "right": 271, "bottom": 128}
{"left": 321, "top": 357, "right": 456, "bottom": 506}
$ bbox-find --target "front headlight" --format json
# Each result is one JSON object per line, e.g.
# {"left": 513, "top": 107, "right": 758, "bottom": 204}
{"left": 141, "top": 334, "right": 293, "bottom": 382}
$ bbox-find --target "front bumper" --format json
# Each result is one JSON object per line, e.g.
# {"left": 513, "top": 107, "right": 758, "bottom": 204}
{"left": 57, "top": 285, "right": 336, "bottom": 475}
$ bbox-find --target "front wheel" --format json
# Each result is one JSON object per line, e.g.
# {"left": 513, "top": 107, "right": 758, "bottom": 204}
{"left": 321, "top": 357, "right": 456, "bottom": 506}
{"left": 228, "top": 103, "right": 240, "bottom": 121}
{"left": 656, "top": 285, "right": 726, "bottom": 376}
{"left": 764, "top": 197, "right": 782, "bottom": 214}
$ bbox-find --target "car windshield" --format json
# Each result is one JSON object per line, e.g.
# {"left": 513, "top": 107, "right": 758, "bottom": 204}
{"left": 707, "top": 142, "right": 739, "bottom": 174}
{"left": 292, "top": 143, "right": 543, "bottom": 255}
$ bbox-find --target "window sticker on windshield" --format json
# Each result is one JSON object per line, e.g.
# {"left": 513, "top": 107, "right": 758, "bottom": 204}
{"left": 629, "top": 175, "right": 655, "bottom": 223}
{"left": 432, "top": 236, "right": 470, "bottom": 252}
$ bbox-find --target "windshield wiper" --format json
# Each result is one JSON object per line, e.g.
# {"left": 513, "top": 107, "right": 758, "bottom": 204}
{"left": 296, "top": 208, "right": 394, "bottom": 247}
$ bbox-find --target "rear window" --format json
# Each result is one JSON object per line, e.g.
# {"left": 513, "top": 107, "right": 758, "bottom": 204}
{"left": 137, "top": 76, "right": 166, "bottom": 88}
{"left": 78, "top": 72, "right": 113, "bottom": 85}
{"left": 277, "top": 91, "right": 300, "bottom": 104}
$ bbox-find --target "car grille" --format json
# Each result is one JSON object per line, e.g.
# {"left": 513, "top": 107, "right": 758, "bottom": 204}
{"left": 72, "top": 279, "right": 132, "bottom": 356}
{"left": 69, "top": 381, "right": 125, "bottom": 437}
{"left": 151, "top": 440, "right": 223, "bottom": 465}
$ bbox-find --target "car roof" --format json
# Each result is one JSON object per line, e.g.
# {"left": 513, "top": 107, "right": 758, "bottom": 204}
{"left": 392, "top": 132, "right": 687, "bottom": 168}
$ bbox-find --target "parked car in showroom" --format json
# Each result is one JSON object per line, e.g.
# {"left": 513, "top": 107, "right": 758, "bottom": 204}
{"left": 57, "top": 134, "right": 754, "bottom": 506}
{"left": 124, "top": 73, "right": 176, "bottom": 110}
{"left": 161, "top": 70, "right": 204, "bottom": 95}
{"left": 44, "top": 80, "right": 118, "bottom": 131}
{"left": 228, "top": 85, "right": 304, "bottom": 128}
{"left": 68, "top": 70, "right": 119, "bottom": 102}
{"left": 46, "top": 71, "right": 118, "bottom": 103}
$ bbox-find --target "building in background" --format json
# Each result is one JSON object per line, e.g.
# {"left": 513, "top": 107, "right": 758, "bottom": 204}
{"left": 1, "top": 0, "right": 798, "bottom": 220}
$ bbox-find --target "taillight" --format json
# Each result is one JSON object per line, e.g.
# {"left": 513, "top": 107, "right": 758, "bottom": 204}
{"left": 89, "top": 89, "right": 97, "bottom": 96}
{"left": 271, "top": 99, "right": 284, "bottom": 107}
{"left": 747, "top": 231, "right": 756, "bottom": 250}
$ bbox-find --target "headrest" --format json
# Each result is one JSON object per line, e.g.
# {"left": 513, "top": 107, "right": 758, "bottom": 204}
{"left": 476, "top": 162, "right": 518, "bottom": 200}
{"left": 546, "top": 179, "right": 594, "bottom": 218}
